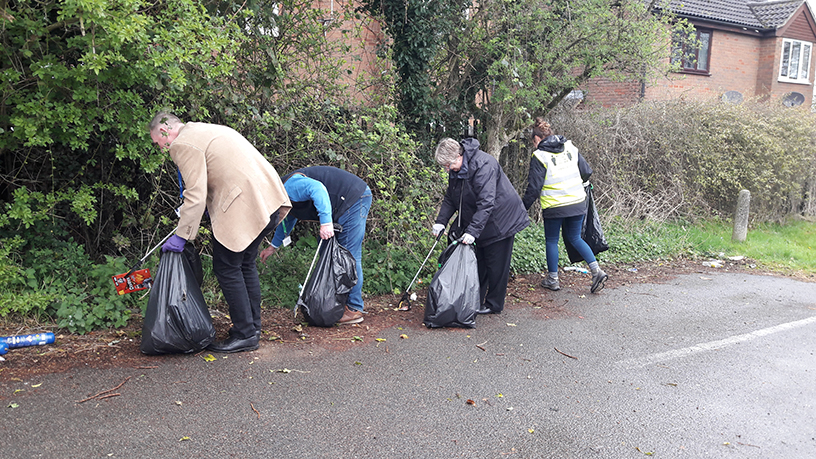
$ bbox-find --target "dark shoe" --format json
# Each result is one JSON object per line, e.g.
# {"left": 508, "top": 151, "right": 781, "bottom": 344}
{"left": 207, "top": 335, "right": 259, "bottom": 353}
{"left": 591, "top": 269, "right": 608, "bottom": 294}
{"left": 477, "top": 307, "right": 493, "bottom": 315}
{"left": 255, "top": 330, "right": 262, "bottom": 339}
{"left": 338, "top": 306, "right": 364, "bottom": 325}
{"left": 541, "top": 276, "right": 561, "bottom": 291}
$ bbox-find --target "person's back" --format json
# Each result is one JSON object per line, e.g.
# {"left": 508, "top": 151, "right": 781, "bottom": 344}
{"left": 283, "top": 166, "right": 368, "bottom": 223}
{"left": 169, "top": 122, "right": 288, "bottom": 252}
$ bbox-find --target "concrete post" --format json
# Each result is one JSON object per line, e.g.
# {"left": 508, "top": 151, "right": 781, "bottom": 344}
{"left": 732, "top": 189, "right": 750, "bottom": 242}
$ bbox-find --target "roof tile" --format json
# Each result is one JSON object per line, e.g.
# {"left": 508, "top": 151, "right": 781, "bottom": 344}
{"left": 660, "top": 0, "right": 803, "bottom": 29}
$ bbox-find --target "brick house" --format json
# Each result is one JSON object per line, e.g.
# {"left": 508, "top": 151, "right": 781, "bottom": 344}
{"left": 584, "top": 0, "right": 816, "bottom": 109}
{"left": 317, "top": 0, "right": 386, "bottom": 101}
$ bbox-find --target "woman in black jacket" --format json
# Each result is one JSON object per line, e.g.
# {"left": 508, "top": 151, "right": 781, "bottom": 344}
{"left": 522, "top": 118, "right": 607, "bottom": 293}
{"left": 432, "top": 137, "right": 529, "bottom": 314}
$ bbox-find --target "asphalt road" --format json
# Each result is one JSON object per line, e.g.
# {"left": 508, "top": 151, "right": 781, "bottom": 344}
{"left": 3, "top": 271, "right": 816, "bottom": 458}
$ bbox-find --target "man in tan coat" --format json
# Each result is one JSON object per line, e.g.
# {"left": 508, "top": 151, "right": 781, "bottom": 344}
{"left": 149, "top": 112, "right": 291, "bottom": 353}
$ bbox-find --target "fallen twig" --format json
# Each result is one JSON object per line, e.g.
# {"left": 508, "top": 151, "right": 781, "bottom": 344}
{"left": 251, "top": 402, "right": 260, "bottom": 419}
{"left": 737, "top": 441, "right": 761, "bottom": 448}
{"left": 96, "top": 393, "right": 120, "bottom": 401}
{"left": 554, "top": 347, "right": 578, "bottom": 360}
{"left": 134, "top": 365, "right": 158, "bottom": 369}
{"left": 76, "top": 376, "right": 131, "bottom": 403}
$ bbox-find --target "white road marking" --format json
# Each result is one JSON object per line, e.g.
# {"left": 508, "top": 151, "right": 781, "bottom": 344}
{"left": 615, "top": 315, "right": 816, "bottom": 369}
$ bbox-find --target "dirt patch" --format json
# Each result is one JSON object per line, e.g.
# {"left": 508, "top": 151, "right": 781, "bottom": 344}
{"left": 1, "top": 256, "right": 809, "bottom": 379}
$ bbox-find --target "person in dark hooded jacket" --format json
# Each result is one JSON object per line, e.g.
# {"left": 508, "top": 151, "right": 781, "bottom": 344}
{"left": 432, "top": 137, "right": 529, "bottom": 314}
{"left": 522, "top": 117, "right": 608, "bottom": 294}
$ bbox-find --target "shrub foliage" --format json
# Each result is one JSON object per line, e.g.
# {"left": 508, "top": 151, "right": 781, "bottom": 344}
{"left": 552, "top": 100, "right": 816, "bottom": 223}
{"left": 0, "top": 1, "right": 440, "bottom": 332}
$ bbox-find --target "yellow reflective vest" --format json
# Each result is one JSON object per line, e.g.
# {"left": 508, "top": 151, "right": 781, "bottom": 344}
{"left": 533, "top": 140, "right": 586, "bottom": 209}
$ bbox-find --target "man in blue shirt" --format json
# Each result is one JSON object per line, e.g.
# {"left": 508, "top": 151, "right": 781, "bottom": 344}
{"left": 260, "top": 166, "right": 371, "bottom": 325}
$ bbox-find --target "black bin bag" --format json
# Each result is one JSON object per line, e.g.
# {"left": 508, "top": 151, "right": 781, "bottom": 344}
{"left": 423, "top": 242, "right": 479, "bottom": 328}
{"left": 183, "top": 241, "right": 204, "bottom": 287}
{"left": 297, "top": 237, "right": 358, "bottom": 327}
{"left": 565, "top": 183, "right": 609, "bottom": 264}
{"left": 141, "top": 251, "right": 216, "bottom": 355}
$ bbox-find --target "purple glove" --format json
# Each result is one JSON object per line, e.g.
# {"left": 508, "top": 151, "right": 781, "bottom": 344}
{"left": 161, "top": 234, "right": 187, "bottom": 253}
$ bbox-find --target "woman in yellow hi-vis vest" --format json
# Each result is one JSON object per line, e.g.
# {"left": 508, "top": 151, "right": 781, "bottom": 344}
{"left": 521, "top": 117, "right": 608, "bottom": 293}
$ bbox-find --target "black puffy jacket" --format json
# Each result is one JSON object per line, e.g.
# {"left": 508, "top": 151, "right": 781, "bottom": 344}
{"left": 435, "top": 138, "right": 529, "bottom": 246}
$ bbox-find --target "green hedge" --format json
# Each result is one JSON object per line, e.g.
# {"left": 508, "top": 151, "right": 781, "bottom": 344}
{"left": 556, "top": 99, "right": 816, "bottom": 222}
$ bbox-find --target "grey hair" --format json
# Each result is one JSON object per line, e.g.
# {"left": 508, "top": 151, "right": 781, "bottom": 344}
{"left": 434, "top": 138, "right": 463, "bottom": 166}
{"left": 148, "top": 111, "right": 182, "bottom": 131}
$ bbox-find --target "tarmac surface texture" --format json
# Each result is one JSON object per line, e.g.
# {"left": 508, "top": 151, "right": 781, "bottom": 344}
{"left": 3, "top": 270, "right": 816, "bottom": 458}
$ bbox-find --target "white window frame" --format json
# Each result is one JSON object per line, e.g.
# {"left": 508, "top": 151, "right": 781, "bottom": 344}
{"left": 778, "top": 38, "right": 812, "bottom": 84}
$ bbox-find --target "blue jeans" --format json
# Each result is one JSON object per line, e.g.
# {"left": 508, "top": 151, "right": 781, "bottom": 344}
{"left": 336, "top": 186, "right": 371, "bottom": 312}
{"left": 544, "top": 214, "right": 596, "bottom": 273}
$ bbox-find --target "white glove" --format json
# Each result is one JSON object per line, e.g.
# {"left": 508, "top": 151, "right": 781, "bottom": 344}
{"left": 461, "top": 233, "right": 475, "bottom": 245}
{"left": 432, "top": 223, "right": 445, "bottom": 237}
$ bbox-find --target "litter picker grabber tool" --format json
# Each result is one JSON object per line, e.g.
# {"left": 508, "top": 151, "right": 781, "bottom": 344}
{"left": 397, "top": 230, "right": 444, "bottom": 311}
{"left": 294, "top": 239, "right": 324, "bottom": 318}
{"left": 126, "top": 229, "right": 176, "bottom": 277}
{"left": 111, "top": 229, "right": 175, "bottom": 295}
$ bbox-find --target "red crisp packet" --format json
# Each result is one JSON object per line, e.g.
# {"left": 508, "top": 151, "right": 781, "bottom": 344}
{"left": 112, "top": 269, "right": 153, "bottom": 295}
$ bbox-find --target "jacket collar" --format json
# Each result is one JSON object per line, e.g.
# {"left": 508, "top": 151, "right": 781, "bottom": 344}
{"left": 537, "top": 135, "right": 567, "bottom": 153}
{"left": 454, "top": 137, "right": 481, "bottom": 179}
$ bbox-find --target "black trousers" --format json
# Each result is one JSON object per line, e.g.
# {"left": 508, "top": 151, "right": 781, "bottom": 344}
{"left": 211, "top": 211, "right": 278, "bottom": 339}
{"left": 476, "top": 235, "right": 515, "bottom": 313}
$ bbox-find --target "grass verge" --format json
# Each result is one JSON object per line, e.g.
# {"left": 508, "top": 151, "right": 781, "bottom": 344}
{"left": 674, "top": 217, "right": 816, "bottom": 275}
{"left": 513, "top": 217, "right": 816, "bottom": 277}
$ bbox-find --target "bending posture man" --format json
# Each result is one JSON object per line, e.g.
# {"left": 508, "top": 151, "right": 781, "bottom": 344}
{"left": 259, "top": 166, "right": 371, "bottom": 325}
{"left": 149, "top": 112, "right": 291, "bottom": 353}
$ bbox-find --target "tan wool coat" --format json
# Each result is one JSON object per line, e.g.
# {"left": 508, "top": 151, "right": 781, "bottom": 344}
{"left": 169, "top": 123, "right": 291, "bottom": 252}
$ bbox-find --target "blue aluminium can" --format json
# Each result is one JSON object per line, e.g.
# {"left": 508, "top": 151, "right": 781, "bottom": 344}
{"left": 0, "top": 341, "right": 7, "bottom": 355}
{"left": 1, "top": 332, "right": 56, "bottom": 349}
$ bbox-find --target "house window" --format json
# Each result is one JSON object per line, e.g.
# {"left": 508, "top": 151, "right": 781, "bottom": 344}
{"left": 671, "top": 28, "right": 712, "bottom": 74}
{"left": 779, "top": 38, "right": 812, "bottom": 84}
